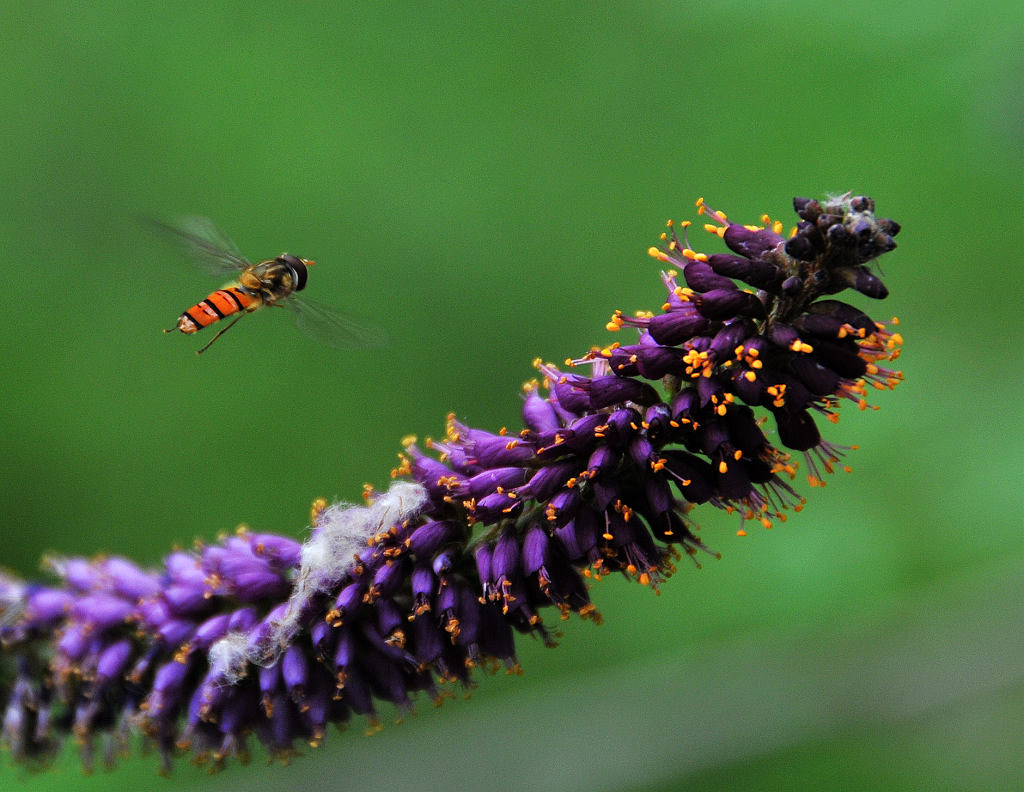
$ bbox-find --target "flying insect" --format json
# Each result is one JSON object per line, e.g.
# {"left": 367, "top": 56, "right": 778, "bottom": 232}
{"left": 159, "top": 217, "right": 385, "bottom": 354}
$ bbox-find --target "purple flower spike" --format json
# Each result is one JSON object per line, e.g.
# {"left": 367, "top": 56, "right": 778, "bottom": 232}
{"left": 1, "top": 193, "right": 903, "bottom": 773}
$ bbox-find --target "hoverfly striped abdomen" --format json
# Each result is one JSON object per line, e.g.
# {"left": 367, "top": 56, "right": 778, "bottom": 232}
{"left": 175, "top": 286, "right": 259, "bottom": 334}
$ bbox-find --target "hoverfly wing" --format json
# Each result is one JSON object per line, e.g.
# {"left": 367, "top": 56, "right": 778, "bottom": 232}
{"left": 151, "top": 216, "right": 252, "bottom": 277}
{"left": 288, "top": 295, "right": 389, "bottom": 349}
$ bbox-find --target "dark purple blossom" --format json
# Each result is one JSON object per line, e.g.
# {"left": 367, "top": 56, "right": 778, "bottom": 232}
{"left": 0, "top": 193, "right": 903, "bottom": 773}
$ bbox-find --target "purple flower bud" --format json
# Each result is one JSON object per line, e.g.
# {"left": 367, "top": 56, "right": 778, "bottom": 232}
{"left": 789, "top": 353, "right": 841, "bottom": 396}
{"left": 328, "top": 582, "right": 364, "bottom": 626}
{"left": 522, "top": 387, "right": 561, "bottom": 433}
{"left": 730, "top": 364, "right": 765, "bottom": 405}
{"left": 682, "top": 259, "right": 737, "bottom": 292}
{"left": 407, "top": 520, "right": 457, "bottom": 557}
{"left": 134, "top": 598, "right": 166, "bottom": 632}
{"left": 723, "top": 405, "right": 769, "bottom": 455}
{"left": 371, "top": 557, "right": 408, "bottom": 599}
{"left": 432, "top": 550, "right": 456, "bottom": 577}
{"left": 411, "top": 564, "right": 437, "bottom": 612}
{"left": 452, "top": 581, "right": 483, "bottom": 647}
{"left": 473, "top": 490, "right": 522, "bottom": 521}
{"left": 100, "top": 557, "right": 162, "bottom": 601}
{"left": 766, "top": 322, "right": 800, "bottom": 349}
{"left": 258, "top": 662, "right": 280, "bottom": 709}
{"left": 834, "top": 265, "right": 888, "bottom": 298}
{"left": 586, "top": 375, "right": 661, "bottom": 410}
{"left": 586, "top": 444, "right": 620, "bottom": 477}
{"left": 72, "top": 594, "right": 133, "bottom": 630}
{"left": 697, "top": 376, "right": 727, "bottom": 412}
{"left": 793, "top": 196, "right": 822, "bottom": 220}
{"left": 148, "top": 659, "right": 189, "bottom": 718}
{"left": 602, "top": 407, "right": 642, "bottom": 449}
{"left": 95, "top": 639, "right": 134, "bottom": 682}
{"left": 706, "top": 252, "right": 782, "bottom": 291}
{"left": 157, "top": 618, "right": 196, "bottom": 647}
{"left": 544, "top": 488, "right": 580, "bottom": 528}
{"left": 491, "top": 531, "right": 521, "bottom": 582}
{"left": 536, "top": 413, "right": 606, "bottom": 457}
{"left": 281, "top": 645, "right": 309, "bottom": 705}
{"left": 24, "top": 587, "right": 72, "bottom": 622}
{"left": 545, "top": 369, "right": 593, "bottom": 413}
{"left": 590, "top": 478, "right": 621, "bottom": 512}
{"left": 670, "top": 388, "right": 700, "bottom": 422}
{"left": 809, "top": 339, "right": 868, "bottom": 379}
{"left": 310, "top": 619, "right": 332, "bottom": 657}
{"left": 693, "top": 288, "right": 766, "bottom": 321}
{"left": 722, "top": 223, "right": 785, "bottom": 259}
{"left": 59, "top": 558, "right": 98, "bottom": 591}
{"left": 522, "top": 523, "right": 550, "bottom": 575}
{"left": 332, "top": 628, "right": 355, "bottom": 670}
{"left": 708, "top": 319, "right": 754, "bottom": 362}
{"left": 784, "top": 234, "right": 817, "bottom": 261}
{"left": 807, "top": 299, "right": 876, "bottom": 334}
{"left": 162, "top": 582, "right": 209, "bottom": 616}
{"left": 411, "top": 611, "right": 445, "bottom": 666}
{"left": 374, "top": 597, "right": 404, "bottom": 638}
{"left": 773, "top": 408, "right": 821, "bottom": 451}
{"left": 628, "top": 436, "right": 654, "bottom": 468}
{"left": 608, "top": 344, "right": 690, "bottom": 379}
{"left": 55, "top": 624, "right": 89, "bottom": 660}
{"left": 455, "top": 423, "right": 537, "bottom": 467}
{"left": 515, "top": 460, "right": 579, "bottom": 501}
{"left": 165, "top": 551, "right": 204, "bottom": 585}
{"left": 407, "top": 446, "right": 468, "bottom": 499}
{"left": 656, "top": 450, "right": 715, "bottom": 503}
{"left": 465, "top": 467, "right": 530, "bottom": 499}
{"left": 228, "top": 606, "right": 259, "bottom": 633}
{"left": 204, "top": 543, "right": 290, "bottom": 602}
{"left": 192, "top": 613, "right": 232, "bottom": 649}
{"left": 713, "top": 448, "right": 753, "bottom": 500}
{"left": 794, "top": 312, "right": 847, "bottom": 338}
{"left": 471, "top": 547, "right": 496, "bottom": 607}
{"left": 250, "top": 533, "right": 303, "bottom": 568}
{"left": 644, "top": 475, "right": 673, "bottom": 516}
{"left": 645, "top": 306, "right": 715, "bottom": 346}
{"left": 246, "top": 603, "right": 290, "bottom": 659}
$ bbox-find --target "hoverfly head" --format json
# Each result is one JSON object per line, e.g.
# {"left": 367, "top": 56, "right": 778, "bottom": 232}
{"left": 277, "top": 253, "right": 310, "bottom": 291}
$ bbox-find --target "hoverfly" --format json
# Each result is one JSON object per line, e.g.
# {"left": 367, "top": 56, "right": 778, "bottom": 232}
{"left": 158, "top": 217, "right": 386, "bottom": 354}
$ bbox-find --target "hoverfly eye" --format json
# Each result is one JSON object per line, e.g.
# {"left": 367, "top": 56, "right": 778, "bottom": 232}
{"left": 278, "top": 254, "right": 309, "bottom": 291}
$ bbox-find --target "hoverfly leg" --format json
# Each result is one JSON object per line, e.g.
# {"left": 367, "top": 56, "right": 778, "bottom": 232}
{"left": 195, "top": 310, "right": 252, "bottom": 355}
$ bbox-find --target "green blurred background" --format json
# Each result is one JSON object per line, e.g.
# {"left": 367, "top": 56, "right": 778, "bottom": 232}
{"left": 2, "top": 1, "right": 1021, "bottom": 789}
